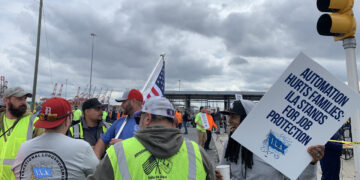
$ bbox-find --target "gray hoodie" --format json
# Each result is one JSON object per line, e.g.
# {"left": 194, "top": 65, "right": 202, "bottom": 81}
{"left": 88, "top": 125, "right": 215, "bottom": 180}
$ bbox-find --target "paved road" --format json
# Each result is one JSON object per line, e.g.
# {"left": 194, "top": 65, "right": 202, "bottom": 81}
{"left": 180, "top": 126, "right": 223, "bottom": 166}
{"left": 179, "top": 125, "right": 230, "bottom": 166}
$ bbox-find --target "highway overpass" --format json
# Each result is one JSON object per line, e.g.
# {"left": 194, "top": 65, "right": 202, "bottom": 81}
{"left": 164, "top": 90, "right": 265, "bottom": 111}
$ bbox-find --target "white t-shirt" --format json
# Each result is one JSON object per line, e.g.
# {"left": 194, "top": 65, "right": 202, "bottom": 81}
{"left": 12, "top": 132, "right": 99, "bottom": 180}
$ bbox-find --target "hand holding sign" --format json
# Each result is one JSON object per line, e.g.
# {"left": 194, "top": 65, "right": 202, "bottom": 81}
{"left": 308, "top": 145, "right": 325, "bottom": 164}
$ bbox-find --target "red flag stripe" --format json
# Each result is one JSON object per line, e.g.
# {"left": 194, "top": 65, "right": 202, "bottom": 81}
{"left": 151, "top": 87, "right": 159, "bottom": 96}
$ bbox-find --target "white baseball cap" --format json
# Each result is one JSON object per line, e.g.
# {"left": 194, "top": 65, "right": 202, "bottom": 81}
{"left": 141, "top": 96, "right": 175, "bottom": 118}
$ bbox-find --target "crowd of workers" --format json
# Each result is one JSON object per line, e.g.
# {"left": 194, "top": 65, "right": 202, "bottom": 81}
{"left": 0, "top": 86, "right": 340, "bottom": 180}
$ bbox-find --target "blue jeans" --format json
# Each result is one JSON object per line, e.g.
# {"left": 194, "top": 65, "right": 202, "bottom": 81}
{"left": 182, "top": 121, "right": 188, "bottom": 134}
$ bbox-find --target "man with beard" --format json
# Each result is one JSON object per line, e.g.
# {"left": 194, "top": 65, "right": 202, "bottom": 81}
{"left": 93, "top": 89, "right": 143, "bottom": 159}
{"left": 216, "top": 100, "right": 325, "bottom": 180}
{"left": 88, "top": 96, "right": 215, "bottom": 180}
{"left": 11, "top": 97, "right": 98, "bottom": 179}
{"left": 0, "top": 87, "right": 43, "bottom": 179}
{"left": 68, "top": 98, "right": 110, "bottom": 147}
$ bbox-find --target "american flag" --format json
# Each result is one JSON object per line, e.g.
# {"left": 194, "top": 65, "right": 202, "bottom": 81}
{"left": 144, "top": 60, "right": 165, "bottom": 101}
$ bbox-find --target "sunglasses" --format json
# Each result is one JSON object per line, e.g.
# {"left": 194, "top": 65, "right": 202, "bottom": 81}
{"left": 40, "top": 112, "right": 73, "bottom": 121}
{"left": 134, "top": 112, "right": 147, "bottom": 125}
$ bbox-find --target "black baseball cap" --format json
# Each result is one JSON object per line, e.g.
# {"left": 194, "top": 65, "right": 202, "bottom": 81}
{"left": 220, "top": 100, "right": 246, "bottom": 116}
{"left": 82, "top": 98, "right": 105, "bottom": 112}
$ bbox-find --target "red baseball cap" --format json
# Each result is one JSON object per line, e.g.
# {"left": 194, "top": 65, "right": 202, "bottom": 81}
{"left": 115, "top": 89, "right": 143, "bottom": 102}
{"left": 34, "top": 97, "right": 72, "bottom": 129}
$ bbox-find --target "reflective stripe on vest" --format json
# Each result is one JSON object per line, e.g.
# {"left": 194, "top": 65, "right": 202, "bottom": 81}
{"left": 27, "top": 113, "right": 38, "bottom": 140}
{"left": 185, "top": 140, "right": 196, "bottom": 180}
{"left": 71, "top": 121, "right": 109, "bottom": 139}
{"left": 103, "top": 120, "right": 110, "bottom": 129}
{"left": 108, "top": 137, "right": 206, "bottom": 179}
{"left": 2, "top": 159, "right": 14, "bottom": 165}
{"left": 115, "top": 142, "right": 131, "bottom": 179}
{"left": 73, "top": 123, "right": 81, "bottom": 139}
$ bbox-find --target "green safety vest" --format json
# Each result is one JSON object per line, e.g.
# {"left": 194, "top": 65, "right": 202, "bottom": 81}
{"left": 195, "top": 113, "right": 206, "bottom": 132}
{"left": 102, "top": 111, "right": 108, "bottom": 121}
{"left": 73, "top": 109, "right": 82, "bottom": 121}
{"left": 69, "top": 120, "right": 110, "bottom": 139}
{"left": 107, "top": 137, "right": 207, "bottom": 180}
{"left": 0, "top": 112, "right": 38, "bottom": 180}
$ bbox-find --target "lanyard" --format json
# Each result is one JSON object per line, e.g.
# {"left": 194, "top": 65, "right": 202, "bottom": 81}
{"left": 0, "top": 114, "right": 20, "bottom": 142}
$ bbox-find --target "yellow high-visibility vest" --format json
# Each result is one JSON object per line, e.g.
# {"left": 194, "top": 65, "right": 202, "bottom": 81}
{"left": 102, "top": 111, "right": 108, "bottom": 121}
{"left": 73, "top": 109, "right": 82, "bottom": 121}
{"left": 0, "top": 112, "right": 36, "bottom": 180}
{"left": 69, "top": 120, "right": 110, "bottom": 139}
{"left": 107, "top": 137, "right": 207, "bottom": 179}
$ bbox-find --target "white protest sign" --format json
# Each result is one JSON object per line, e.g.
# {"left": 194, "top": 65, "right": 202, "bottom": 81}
{"left": 231, "top": 53, "right": 360, "bottom": 180}
{"left": 200, "top": 113, "right": 210, "bottom": 129}
{"left": 235, "top": 94, "right": 243, "bottom": 100}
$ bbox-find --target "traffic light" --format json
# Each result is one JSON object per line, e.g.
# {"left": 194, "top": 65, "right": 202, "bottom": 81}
{"left": 317, "top": 0, "right": 356, "bottom": 41}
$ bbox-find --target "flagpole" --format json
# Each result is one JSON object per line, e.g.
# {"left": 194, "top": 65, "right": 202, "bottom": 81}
{"left": 141, "top": 54, "right": 165, "bottom": 93}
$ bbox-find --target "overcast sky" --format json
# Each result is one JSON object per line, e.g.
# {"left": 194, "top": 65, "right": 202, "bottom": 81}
{"left": 1, "top": 0, "right": 359, "bottom": 104}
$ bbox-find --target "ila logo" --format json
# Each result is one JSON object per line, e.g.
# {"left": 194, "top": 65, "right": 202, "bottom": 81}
{"left": 260, "top": 130, "right": 292, "bottom": 159}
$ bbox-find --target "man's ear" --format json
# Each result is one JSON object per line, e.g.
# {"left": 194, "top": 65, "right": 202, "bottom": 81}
{"left": 3, "top": 97, "right": 8, "bottom": 106}
{"left": 84, "top": 109, "right": 89, "bottom": 116}
{"left": 172, "top": 119, "right": 177, "bottom": 128}
{"left": 65, "top": 116, "right": 71, "bottom": 129}
{"left": 145, "top": 113, "right": 152, "bottom": 126}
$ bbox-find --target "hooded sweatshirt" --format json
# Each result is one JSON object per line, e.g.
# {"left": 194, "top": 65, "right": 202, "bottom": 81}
{"left": 88, "top": 125, "right": 216, "bottom": 180}
{"left": 219, "top": 99, "right": 317, "bottom": 179}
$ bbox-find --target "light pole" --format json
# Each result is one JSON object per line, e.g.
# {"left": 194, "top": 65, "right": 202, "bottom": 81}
{"left": 343, "top": 38, "right": 360, "bottom": 177}
{"left": 178, "top": 80, "right": 181, "bottom": 92}
{"left": 31, "top": 0, "right": 43, "bottom": 111}
{"left": 316, "top": 0, "right": 358, "bottom": 176}
{"left": 89, "top": 33, "right": 96, "bottom": 98}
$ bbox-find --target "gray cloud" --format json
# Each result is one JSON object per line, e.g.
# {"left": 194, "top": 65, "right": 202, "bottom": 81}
{"left": 229, "top": 57, "right": 248, "bottom": 65}
{"left": 1, "top": 0, "right": 359, "bottom": 103}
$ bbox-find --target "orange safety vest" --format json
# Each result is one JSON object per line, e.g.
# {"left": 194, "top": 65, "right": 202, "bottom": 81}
{"left": 175, "top": 112, "right": 182, "bottom": 124}
{"left": 117, "top": 112, "right": 123, "bottom": 119}
{"left": 206, "top": 114, "right": 217, "bottom": 131}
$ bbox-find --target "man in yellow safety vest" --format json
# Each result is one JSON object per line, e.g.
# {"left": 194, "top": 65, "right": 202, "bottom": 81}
{"left": 11, "top": 97, "right": 98, "bottom": 179}
{"left": 88, "top": 96, "right": 215, "bottom": 180}
{"left": 73, "top": 105, "right": 82, "bottom": 124}
{"left": 0, "top": 87, "right": 43, "bottom": 180}
{"left": 68, "top": 98, "right": 110, "bottom": 147}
